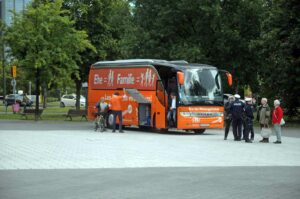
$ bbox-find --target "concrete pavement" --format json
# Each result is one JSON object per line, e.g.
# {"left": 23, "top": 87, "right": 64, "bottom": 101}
{"left": 1, "top": 127, "right": 300, "bottom": 169}
{"left": 1, "top": 167, "right": 300, "bottom": 199}
{"left": 0, "top": 120, "right": 299, "bottom": 199}
{"left": 0, "top": 119, "right": 299, "bottom": 137}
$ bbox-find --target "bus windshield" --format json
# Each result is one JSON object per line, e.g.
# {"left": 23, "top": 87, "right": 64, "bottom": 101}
{"left": 178, "top": 68, "right": 223, "bottom": 105}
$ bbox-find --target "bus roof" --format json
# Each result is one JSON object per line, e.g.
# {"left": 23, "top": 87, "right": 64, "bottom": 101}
{"left": 92, "top": 59, "right": 217, "bottom": 71}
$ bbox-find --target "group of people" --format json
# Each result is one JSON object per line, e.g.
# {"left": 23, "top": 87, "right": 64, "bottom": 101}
{"left": 95, "top": 91, "right": 178, "bottom": 133}
{"left": 95, "top": 91, "right": 284, "bottom": 144}
{"left": 94, "top": 91, "right": 125, "bottom": 133}
{"left": 224, "top": 94, "right": 284, "bottom": 144}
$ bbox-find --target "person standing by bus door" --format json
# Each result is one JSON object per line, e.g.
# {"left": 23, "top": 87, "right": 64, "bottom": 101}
{"left": 224, "top": 95, "right": 234, "bottom": 140}
{"left": 110, "top": 92, "right": 125, "bottom": 133}
{"left": 230, "top": 94, "right": 245, "bottom": 141}
{"left": 167, "top": 92, "right": 177, "bottom": 127}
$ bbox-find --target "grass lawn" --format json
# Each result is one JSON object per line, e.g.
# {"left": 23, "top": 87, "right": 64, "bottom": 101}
{"left": 0, "top": 101, "right": 299, "bottom": 126}
{"left": 0, "top": 101, "right": 88, "bottom": 121}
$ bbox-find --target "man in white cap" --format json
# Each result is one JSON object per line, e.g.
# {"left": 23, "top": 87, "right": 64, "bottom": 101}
{"left": 230, "top": 94, "right": 245, "bottom": 141}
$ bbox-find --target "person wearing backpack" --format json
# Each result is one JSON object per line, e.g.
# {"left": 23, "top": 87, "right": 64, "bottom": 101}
{"left": 95, "top": 98, "right": 108, "bottom": 132}
{"left": 272, "top": 99, "right": 284, "bottom": 144}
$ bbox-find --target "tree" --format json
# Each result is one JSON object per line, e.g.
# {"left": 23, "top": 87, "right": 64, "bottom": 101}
{"left": 5, "top": 0, "right": 94, "bottom": 120}
{"left": 130, "top": 0, "right": 264, "bottom": 95}
{"left": 63, "top": 0, "right": 132, "bottom": 110}
{"left": 256, "top": 0, "right": 300, "bottom": 117}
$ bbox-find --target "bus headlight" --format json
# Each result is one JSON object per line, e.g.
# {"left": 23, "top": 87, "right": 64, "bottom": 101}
{"left": 180, "top": 112, "right": 191, "bottom": 117}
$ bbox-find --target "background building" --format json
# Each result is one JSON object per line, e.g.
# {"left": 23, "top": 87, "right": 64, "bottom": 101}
{"left": 1, "top": 0, "right": 32, "bottom": 25}
{"left": 1, "top": 1, "right": 32, "bottom": 98}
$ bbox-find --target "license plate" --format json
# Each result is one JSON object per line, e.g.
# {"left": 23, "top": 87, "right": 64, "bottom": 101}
{"left": 200, "top": 124, "right": 209, "bottom": 127}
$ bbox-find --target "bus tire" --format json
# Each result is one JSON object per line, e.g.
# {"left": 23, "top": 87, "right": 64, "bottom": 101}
{"left": 107, "top": 111, "right": 114, "bottom": 129}
{"left": 159, "top": 128, "right": 168, "bottom": 133}
{"left": 194, "top": 129, "right": 206, "bottom": 135}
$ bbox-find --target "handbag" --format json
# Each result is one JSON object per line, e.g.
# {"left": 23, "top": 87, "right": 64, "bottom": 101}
{"left": 274, "top": 110, "right": 285, "bottom": 126}
{"left": 280, "top": 118, "right": 285, "bottom": 126}
{"left": 261, "top": 126, "right": 272, "bottom": 138}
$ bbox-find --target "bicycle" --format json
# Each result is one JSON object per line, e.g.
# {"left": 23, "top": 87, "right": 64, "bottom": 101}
{"left": 95, "top": 114, "right": 106, "bottom": 132}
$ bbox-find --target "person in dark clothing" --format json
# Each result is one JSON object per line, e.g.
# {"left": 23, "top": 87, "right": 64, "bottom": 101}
{"left": 242, "top": 99, "right": 255, "bottom": 140}
{"left": 249, "top": 98, "right": 256, "bottom": 140}
{"left": 224, "top": 95, "right": 235, "bottom": 140}
{"left": 167, "top": 92, "right": 177, "bottom": 127}
{"left": 243, "top": 98, "right": 254, "bottom": 143}
{"left": 230, "top": 94, "right": 245, "bottom": 141}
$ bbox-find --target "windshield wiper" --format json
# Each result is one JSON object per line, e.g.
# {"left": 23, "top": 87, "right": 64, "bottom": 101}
{"left": 215, "top": 73, "right": 220, "bottom": 89}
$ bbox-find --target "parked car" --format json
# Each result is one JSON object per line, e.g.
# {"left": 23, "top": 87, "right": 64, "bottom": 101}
{"left": 60, "top": 94, "right": 86, "bottom": 107}
{"left": 4, "top": 94, "right": 33, "bottom": 107}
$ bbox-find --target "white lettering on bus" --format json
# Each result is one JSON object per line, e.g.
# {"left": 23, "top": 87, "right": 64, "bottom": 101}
{"left": 117, "top": 73, "right": 135, "bottom": 85}
{"left": 94, "top": 74, "right": 103, "bottom": 84}
{"left": 108, "top": 70, "right": 114, "bottom": 86}
{"left": 188, "top": 107, "right": 220, "bottom": 112}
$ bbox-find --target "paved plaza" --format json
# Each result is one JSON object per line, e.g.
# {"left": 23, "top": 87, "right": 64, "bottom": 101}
{"left": 0, "top": 127, "right": 300, "bottom": 169}
{"left": 0, "top": 120, "right": 299, "bottom": 199}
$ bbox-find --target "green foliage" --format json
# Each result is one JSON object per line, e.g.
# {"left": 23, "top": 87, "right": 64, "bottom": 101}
{"left": 255, "top": 0, "right": 300, "bottom": 116}
{"left": 130, "top": 0, "right": 264, "bottom": 95}
{"left": 129, "top": 0, "right": 299, "bottom": 116}
{"left": 62, "top": 0, "right": 132, "bottom": 109}
{"left": 5, "top": 0, "right": 94, "bottom": 88}
{"left": 1, "top": 0, "right": 298, "bottom": 117}
{"left": 63, "top": 0, "right": 132, "bottom": 71}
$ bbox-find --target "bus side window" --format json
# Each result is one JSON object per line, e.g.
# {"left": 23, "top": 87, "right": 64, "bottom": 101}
{"left": 156, "top": 81, "right": 165, "bottom": 106}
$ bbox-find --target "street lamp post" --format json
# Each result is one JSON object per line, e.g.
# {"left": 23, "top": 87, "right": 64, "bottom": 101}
{"left": 1, "top": 30, "right": 6, "bottom": 103}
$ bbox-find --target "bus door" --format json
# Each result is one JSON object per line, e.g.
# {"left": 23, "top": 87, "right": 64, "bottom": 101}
{"left": 155, "top": 80, "right": 167, "bottom": 128}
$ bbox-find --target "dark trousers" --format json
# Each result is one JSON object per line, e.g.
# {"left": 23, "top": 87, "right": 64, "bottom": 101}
{"left": 243, "top": 118, "right": 253, "bottom": 141}
{"left": 249, "top": 125, "right": 254, "bottom": 139}
{"left": 167, "top": 109, "right": 176, "bottom": 127}
{"left": 224, "top": 118, "right": 232, "bottom": 139}
{"left": 112, "top": 110, "right": 123, "bottom": 131}
{"left": 232, "top": 118, "right": 242, "bottom": 140}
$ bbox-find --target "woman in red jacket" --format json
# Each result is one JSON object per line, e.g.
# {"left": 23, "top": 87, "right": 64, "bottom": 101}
{"left": 272, "top": 99, "right": 283, "bottom": 144}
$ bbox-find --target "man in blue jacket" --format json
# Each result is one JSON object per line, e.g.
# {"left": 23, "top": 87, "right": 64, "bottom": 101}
{"left": 230, "top": 94, "right": 245, "bottom": 141}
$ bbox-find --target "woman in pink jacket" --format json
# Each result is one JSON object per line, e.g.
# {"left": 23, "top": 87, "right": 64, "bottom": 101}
{"left": 272, "top": 100, "right": 283, "bottom": 144}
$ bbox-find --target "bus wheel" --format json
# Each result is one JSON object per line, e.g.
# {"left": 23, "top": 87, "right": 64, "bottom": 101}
{"left": 158, "top": 128, "right": 168, "bottom": 133}
{"left": 194, "top": 129, "right": 206, "bottom": 135}
{"left": 107, "top": 112, "right": 114, "bottom": 129}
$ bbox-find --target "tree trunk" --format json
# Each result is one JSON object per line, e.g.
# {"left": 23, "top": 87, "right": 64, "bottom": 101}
{"left": 75, "top": 79, "right": 81, "bottom": 110}
{"left": 35, "top": 68, "right": 40, "bottom": 121}
{"left": 43, "top": 82, "right": 47, "bottom": 109}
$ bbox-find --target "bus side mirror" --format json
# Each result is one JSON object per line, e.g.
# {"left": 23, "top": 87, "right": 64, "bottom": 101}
{"left": 177, "top": 71, "right": 184, "bottom": 85}
{"left": 226, "top": 72, "right": 232, "bottom": 86}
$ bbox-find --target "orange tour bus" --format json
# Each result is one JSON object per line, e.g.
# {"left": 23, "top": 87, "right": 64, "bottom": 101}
{"left": 88, "top": 59, "right": 232, "bottom": 134}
